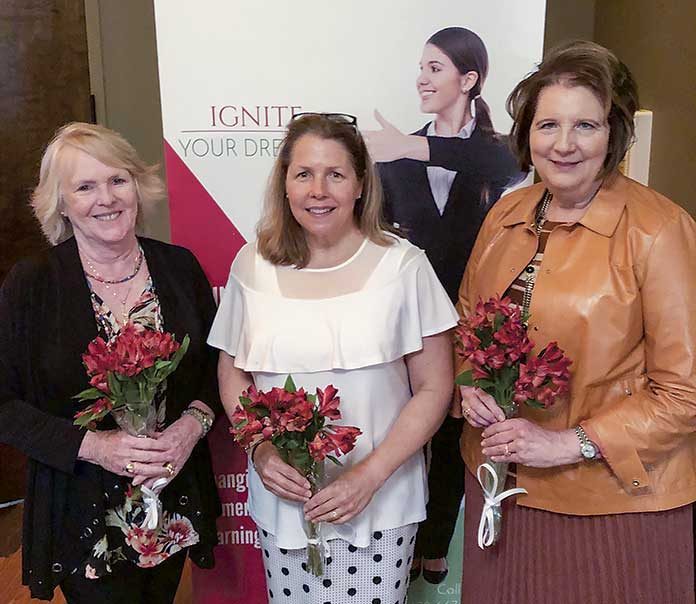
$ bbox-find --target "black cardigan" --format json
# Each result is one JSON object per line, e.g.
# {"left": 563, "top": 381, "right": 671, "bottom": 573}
{"left": 377, "top": 125, "right": 524, "bottom": 302}
{"left": 0, "top": 237, "right": 222, "bottom": 600}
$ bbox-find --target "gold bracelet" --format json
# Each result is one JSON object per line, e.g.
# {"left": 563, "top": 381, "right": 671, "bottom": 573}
{"left": 182, "top": 406, "right": 213, "bottom": 437}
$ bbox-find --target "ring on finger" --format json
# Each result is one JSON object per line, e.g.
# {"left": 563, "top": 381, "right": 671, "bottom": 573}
{"left": 504, "top": 443, "right": 511, "bottom": 457}
{"left": 463, "top": 408, "right": 472, "bottom": 417}
{"left": 125, "top": 462, "right": 135, "bottom": 474}
{"left": 164, "top": 462, "right": 176, "bottom": 477}
{"left": 330, "top": 510, "right": 338, "bottom": 520}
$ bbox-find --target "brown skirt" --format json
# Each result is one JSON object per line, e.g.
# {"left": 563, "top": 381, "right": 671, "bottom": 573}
{"left": 462, "top": 469, "right": 694, "bottom": 604}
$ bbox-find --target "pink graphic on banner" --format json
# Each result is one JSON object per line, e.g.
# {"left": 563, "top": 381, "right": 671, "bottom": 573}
{"left": 163, "top": 139, "right": 266, "bottom": 604}
{"left": 164, "top": 140, "right": 245, "bottom": 286}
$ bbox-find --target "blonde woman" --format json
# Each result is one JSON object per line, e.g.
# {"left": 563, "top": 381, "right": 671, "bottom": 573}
{"left": 0, "top": 123, "right": 221, "bottom": 602}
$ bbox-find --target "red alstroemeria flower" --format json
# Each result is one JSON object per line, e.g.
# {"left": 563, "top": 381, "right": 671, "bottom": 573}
{"left": 316, "top": 385, "right": 341, "bottom": 420}
{"left": 325, "top": 425, "right": 362, "bottom": 456}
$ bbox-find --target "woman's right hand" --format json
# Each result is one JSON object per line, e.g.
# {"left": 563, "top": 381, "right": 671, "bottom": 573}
{"left": 363, "top": 110, "right": 429, "bottom": 162}
{"left": 460, "top": 386, "right": 505, "bottom": 428}
{"left": 253, "top": 441, "right": 312, "bottom": 503}
{"left": 78, "top": 430, "right": 171, "bottom": 479}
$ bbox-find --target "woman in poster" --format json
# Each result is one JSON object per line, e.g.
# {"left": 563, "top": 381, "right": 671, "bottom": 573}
{"left": 364, "top": 26, "right": 523, "bottom": 582}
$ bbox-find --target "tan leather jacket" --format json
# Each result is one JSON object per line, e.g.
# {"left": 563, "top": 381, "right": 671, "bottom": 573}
{"left": 457, "top": 174, "right": 696, "bottom": 515}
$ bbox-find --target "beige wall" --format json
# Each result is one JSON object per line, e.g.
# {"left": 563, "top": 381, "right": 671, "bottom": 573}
{"left": 544, "top": 0, "right": 596, "bottom": 52}
{"left": 84, "top": 0, "right": 170, "bottom": 241}
{"left": 594, "top": 2, "right": 696, "bottom": 215}
{"left": 545, "top": 0, "right": 696, "bottom": 216}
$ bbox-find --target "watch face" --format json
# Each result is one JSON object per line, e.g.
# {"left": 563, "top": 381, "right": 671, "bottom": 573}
{"left": 580, "top": 442, "right": 597, "bottom": 459}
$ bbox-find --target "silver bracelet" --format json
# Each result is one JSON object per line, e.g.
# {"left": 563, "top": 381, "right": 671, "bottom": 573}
{"left": 182, "top": 407, "right": 214, "bottom": 438}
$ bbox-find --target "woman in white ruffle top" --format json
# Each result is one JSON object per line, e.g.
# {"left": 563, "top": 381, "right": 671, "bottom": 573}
{"left": 208, "top": 113, "right": 457, "bottom": 604}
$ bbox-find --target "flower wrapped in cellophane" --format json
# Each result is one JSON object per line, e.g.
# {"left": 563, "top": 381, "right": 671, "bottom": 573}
{"left": 74, "top": 323, "right": 190, "bottom": 434}
{"left": 455, "top": 295, "right": 571, "bottom": 548}
{"left": 230, "top": 376, "right": 362, "bottom": 576}
{"left": 73, "top": 323, "right": 190, "bottom": 530}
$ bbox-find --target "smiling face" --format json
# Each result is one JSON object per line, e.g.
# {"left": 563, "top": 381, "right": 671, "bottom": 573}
{"left": 417, "top": 43, "right": 470, "bottom": 116}
{"left": 59, "top": 148, "right": 139, "bottom": 249}
{"left": 284, "top": 134, "right": 363, "bottom": 247}
{"left": 530, "top": 83, "right": 610, "bottom": 204}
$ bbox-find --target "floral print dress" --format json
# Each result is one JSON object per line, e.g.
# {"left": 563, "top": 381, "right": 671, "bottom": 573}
{"left": 81, "top": 278, "right": 200, "bottom": 579}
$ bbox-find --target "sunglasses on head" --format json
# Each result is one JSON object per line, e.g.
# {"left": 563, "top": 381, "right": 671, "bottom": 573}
{"left": 290, "top": 112, "right": 358, "bottom": 128}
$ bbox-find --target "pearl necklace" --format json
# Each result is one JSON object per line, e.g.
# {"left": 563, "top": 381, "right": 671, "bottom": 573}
{"left": 83, "top": 246, "right": 143, "bottom": 289}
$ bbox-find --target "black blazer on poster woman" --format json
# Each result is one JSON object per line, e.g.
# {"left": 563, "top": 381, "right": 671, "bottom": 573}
{"left": 377, "top": 124, "right": 524, "bottom": 302}
{"left": 0, "top": 236, "right": 222, "bottom": 600}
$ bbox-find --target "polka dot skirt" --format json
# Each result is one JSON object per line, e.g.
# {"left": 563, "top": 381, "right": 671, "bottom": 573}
{"left": 260, "top": 523, "right": 417, "bottom": 604}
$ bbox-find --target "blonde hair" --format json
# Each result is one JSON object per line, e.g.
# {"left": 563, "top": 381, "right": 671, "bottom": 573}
{"left": 256, "top": 114, "right": 395, "bottom": 267}
{"left": 31, "top": 122, "right": 165, "bottom": 245}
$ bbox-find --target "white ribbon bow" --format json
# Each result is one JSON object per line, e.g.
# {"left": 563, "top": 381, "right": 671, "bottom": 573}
{"left": 300, "top": 510, "right": 355, "bottom": 558}
{"left": 140, "top": 478, "right": 169, "bottom": 530}
{"left": 306, "top": 536, "right": 331, "bottom": 558}
{"left": 476, "top": 462, "right": 527, "bottom": 549}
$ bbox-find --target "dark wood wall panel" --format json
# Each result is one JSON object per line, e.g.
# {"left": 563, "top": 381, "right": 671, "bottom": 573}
{"left": 0, "top": 0, "right": 91, "bottom": 505}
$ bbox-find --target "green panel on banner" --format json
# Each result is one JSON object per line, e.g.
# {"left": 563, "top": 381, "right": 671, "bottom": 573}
{"left": 407, "top": 501, "right": 464, "bottom": 604}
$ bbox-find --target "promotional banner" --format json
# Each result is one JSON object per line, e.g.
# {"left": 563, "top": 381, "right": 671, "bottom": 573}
{"left": 154, "top": 2, "right": 546, "bottom": 602}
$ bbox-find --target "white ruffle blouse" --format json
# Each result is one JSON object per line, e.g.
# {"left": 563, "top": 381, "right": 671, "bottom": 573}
{"left": 208, "top": 235, "right": 458, "bottom": 549}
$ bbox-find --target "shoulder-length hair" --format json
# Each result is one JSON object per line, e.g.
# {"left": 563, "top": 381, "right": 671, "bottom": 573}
{"left": 507, "top": 40, "right": 639, "bottom": 178}
{"left": 31, "top": 122, "right": 164, "bottom": 245}
{"left": 257, "top": 114, "right": 394, "bottom": 267}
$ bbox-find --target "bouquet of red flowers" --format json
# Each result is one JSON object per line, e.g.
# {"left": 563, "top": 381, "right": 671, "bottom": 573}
{"left": 455, "top": 295, "right": 571, "bottom": 547}
{"left": 230, "top": 376, "right": 362, "bottom": 576}
{"left": 73, "top": 323, "right": 190, "bottom": 531}
{"left": 74, "top": 323, "right": 190, "bottom": 436}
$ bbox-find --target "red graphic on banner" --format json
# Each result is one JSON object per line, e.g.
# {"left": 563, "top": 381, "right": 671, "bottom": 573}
{"left": 163, "top": 139, "right": 266, "bottom": 604}
{"left": 164, "top": 140, "right": 245, "bottom": 286}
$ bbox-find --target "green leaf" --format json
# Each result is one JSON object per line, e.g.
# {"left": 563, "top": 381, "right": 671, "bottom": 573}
{"left": 327, "top": 455, "right": 343, "bottom": 466}
{"left": 526, "top": 399, "right": 545, "bottom": 409}
{"left": 108, "top": 373, "right": 123, "bottom": 398}
{"left": 284, "top": 375, "right": 297, "bottom": 393}
{"left": 455, "top": 370, "right": 474, "bottom": 386}
{"left": 73, "top": 388, "right": 105, "bottom": 401}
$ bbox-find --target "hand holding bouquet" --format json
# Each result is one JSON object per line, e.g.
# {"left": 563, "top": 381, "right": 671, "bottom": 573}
{"left": 455, "top": 295, "right": 571, "bottom": 547}
{"left": 230, "top": 376, "right": 362, "bottom": 576}
{"left": 73, "top": 323, "right": 190, "bottom": 530}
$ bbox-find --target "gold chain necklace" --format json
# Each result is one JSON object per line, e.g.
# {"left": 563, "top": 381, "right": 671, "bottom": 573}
{"left": 522, "top": 190, "right": 553, "bottom": 315}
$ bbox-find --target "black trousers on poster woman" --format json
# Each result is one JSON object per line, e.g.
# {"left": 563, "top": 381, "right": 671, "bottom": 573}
{"left": 414, "top": 414, "right": 465, "bottom": 559}
{"left": 60, "top": 549, "right": 187, "bottom": 604}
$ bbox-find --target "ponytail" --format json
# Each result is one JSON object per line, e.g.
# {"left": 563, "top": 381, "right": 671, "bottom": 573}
{"left": 473, "top": 95, "right": 496, "bottom": 139}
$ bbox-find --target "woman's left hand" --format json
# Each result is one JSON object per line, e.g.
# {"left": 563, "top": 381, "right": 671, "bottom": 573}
{"left": 132, "top": 415, "right": 202, "bottom": 487}
{"left": 480, "top": 418, "right": 582, "bottom": 468}
{"left": 303, "top": 461, "right": 383, "bottom": 525}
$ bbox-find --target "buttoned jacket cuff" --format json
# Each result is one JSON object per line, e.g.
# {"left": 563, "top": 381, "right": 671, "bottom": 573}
{"left": 581, "top": 415, "right": 650, "bottom": 495}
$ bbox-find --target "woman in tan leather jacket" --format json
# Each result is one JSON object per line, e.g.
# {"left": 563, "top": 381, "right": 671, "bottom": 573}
{"left": 456, "top": 41, "right": 696, "bottom": 603}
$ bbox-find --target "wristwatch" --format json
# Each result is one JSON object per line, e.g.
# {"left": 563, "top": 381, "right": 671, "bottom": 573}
{"left": 574, "top": 425, "right": 599, "bottom": 460}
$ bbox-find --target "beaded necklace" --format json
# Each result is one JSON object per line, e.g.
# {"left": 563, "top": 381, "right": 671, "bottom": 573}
{"left": 83, "top": 246, "right": 143, "bottom": 287}
{"left": 521, "top": 191, "right": 552, "bottom": 315}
